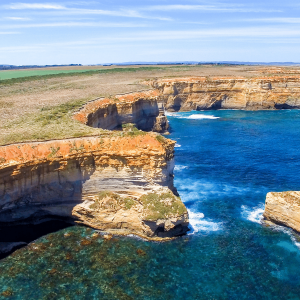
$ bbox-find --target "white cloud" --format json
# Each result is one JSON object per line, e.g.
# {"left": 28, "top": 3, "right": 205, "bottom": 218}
{"left": 51, "top": 8, "right": 171, "bottom": 21}
{"left": 4, "top": 3, "right": 171, "bottom": 21}
{"left": 99, "top": 27, "right": 300, "bottom": 42}
{"left": 0, "top": 31, "right": 20, "bottom": 34}
{"left": 142, "top": 4, "right": 281, "bottom": 13}
{"left": 244, "top": 18, "right": 300, "bottom": 24}
{"left": 3, "top": 21, "right": 150, "bottom": 28}
{"left": 5, "top": 3, "right": 66, "bottom": 9}
{"left": 5, "top": 17, "right": 30, "bottom": 20}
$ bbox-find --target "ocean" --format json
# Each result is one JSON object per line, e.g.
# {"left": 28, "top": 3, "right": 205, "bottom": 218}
{"left": 1, "top": 110, "right": 300, "bottom": 299}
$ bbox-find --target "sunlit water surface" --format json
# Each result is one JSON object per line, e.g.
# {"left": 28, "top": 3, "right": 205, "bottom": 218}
{"left": 1, "top": 110, "right": 300, "bottom": 299}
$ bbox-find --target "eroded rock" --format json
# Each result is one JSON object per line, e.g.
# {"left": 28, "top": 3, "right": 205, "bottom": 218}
{"left": 150, "top": 76, "right": 300, "bottom": 111}
{"left": 264, "top": 191, "right": 300, "bottom": 232}
{"left": 0, "top": 134, "right": 188, "bottom": 240}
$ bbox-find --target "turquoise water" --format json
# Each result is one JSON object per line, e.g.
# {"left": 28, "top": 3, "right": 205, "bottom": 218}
{"left": 1, "top": 110, "right": 300, "bottom": 299}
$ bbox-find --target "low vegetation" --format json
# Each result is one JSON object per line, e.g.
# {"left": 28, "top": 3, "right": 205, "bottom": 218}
{"left": 140, "top": 192, "right": 187, "bottom": 221}
{"left": 90, "top": 191, "right": 136, "bottom": 211}
{"left": 1, "top": 98, "right": 102, "bottom": 145}
{"left": 121, "top": 123, "right": 147, "bottom": 137}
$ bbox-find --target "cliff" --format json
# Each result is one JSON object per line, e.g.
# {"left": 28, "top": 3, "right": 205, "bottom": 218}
{"left": 73, "top": 90, "right": 169, "bottom": 133}
{"left": 0, "top": 134, "right": 188, "bottom": 240}
{"left": 264, "top": 191, "right": 300, "bottom": 233}
{"left": 151, "top": 76, "right": 300, "bottom": 111}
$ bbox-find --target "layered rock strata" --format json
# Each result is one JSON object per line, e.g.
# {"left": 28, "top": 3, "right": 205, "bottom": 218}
{"left": 151, "top": 76, "right": 300, "bottom": 111}
{"left": 73, "top": 90, "right": 169, "bottom": 133}
{"left": 0, "top": 135, "right": 188, "bottom": 239}
{"left": 264, "top": 191, "right": 300, "bottom": 232}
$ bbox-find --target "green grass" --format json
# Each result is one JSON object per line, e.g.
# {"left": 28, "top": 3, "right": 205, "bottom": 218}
{"left": 1, "top": 98, "right": 102, "bottom": 145}
{"left": 0, "top": 69, "right": 99, "bottom": 80}
{"left": 140, "top": 192, "right": 187, "bottom": 221}
{"left": 0, "top": 66, "right": 177, "bottom": 85}
{"left": 122, "top": 123, "right": 147, "bottom": 137}
{"left": 155, "top": 135, "right": 167, "bottom": 143}
{"left": 90, "top": 191, "right": 136, "bottom": 210}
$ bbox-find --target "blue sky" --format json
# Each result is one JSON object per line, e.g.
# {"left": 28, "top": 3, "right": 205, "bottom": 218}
{"left": 1, "top": 0, "right": 300, "bottom": 65}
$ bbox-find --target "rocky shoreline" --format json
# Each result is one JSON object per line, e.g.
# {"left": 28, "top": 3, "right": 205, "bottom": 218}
{"left": 264, "top": 191, "right": 300, "bottom": 233}
{"left": 150, "top": 76, "right": 300, "bottom": 111}
{"left": 2, "top": 75, "right": 300, "bottom": 257}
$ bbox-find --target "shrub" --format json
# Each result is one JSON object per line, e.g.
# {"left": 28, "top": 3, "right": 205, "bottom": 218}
{"left": 89, "top": 191, "right": 136, "bottom": 210}
{"left": 155, "top": 135, "right": 166, "bottom": 143}
{"left": 140, "top": 192, "right": 186, "bottom": 221}
{"left": 122, "top": 123, "right": 147, "bottom": 137}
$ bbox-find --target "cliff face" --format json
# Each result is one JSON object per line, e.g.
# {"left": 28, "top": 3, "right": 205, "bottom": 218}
{"left": 151, "top": 76, "right": 300, "bottom": 111}
{"left": 73, "top": 90, "right": 169, "bottom": 133}
{"left": 0, "top": 135, "right": 188, "bottom": 239}
{"left": 264, "top": 191, "right": 300, "bottom": 232}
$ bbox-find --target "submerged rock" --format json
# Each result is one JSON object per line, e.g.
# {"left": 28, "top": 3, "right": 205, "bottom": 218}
{"left": 264, "top": 191, "right": 300, "bottom": 232}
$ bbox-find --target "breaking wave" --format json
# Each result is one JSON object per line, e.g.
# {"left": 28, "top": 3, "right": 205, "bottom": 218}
{"left": 188, "top": 210, "right": 222, "bottom": 234}
{"left": 174, "top": 165, "right": 188, "bottom": 171}
{"left": 187, "top": 114, "right": 220, "bottom": 120}
{"left": 241, "top": 204, "right": 265, "bottom": 224}
{"left": 165, "top": 112, "right": 220, "bottom": 120}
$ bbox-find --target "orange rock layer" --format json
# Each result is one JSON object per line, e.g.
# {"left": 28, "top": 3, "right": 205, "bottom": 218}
{"left": 151, "top": 76, "right": 300, "bottom": 111}
{"left": 73, "top": 90, "right": 168, "bottom": 133}
{"left": 0, "top": 135, "right": 189, "bottom": 239}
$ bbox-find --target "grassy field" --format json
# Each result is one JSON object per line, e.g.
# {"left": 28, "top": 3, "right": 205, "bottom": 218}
{"left": 0, "top": 64, "right": 294, "bottom": 146}
{"left": 0, "top": 66, "right": 172, "bottom": 84}
{"left": 0, "top": 68, "right": 104, "bottom": 80}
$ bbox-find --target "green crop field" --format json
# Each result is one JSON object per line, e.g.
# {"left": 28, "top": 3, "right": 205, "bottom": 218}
{"left": 0, "top": 66, "right": 176, "bottom": 85}
{"left": 0, "top": 68, "right": 106, "bottom": 80}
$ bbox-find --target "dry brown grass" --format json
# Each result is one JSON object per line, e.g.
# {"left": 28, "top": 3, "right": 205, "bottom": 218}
{"left": 1, "top": 64, "right": 298, "bottom": 145}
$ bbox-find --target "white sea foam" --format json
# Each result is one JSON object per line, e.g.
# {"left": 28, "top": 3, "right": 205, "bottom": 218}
{"left": 241, "top": 204, "right": 265, "bottom": 224}
{"left": 165, "top": 111, "right": 179, "bottom": 117}
{"left": 186, "top": 114, "right": 220, "bottom": 120}
{"left": 175, "top": 144, "right": 182, "bottom": 148}
{"left": 188, "top": 210, "right": 222, "bottom": 234}
{"left": 174, "top": 165, "right": 188, "bottom": 171}
{"left": 165, "top": 112, "right": 220, "bottom": 120}
{"left": 175, "top": 179, "right": 255, "bottom": 203}
{"left": 271, "top": 224, "right": 300, "bottom": 251}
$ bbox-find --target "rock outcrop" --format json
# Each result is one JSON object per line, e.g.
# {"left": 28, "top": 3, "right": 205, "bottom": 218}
{"left": 73, "top": 90, "right": 169, "bottom": 133}
{"left": 0, "top": 134, "right": 188, "bottom": 240}
{"left": 264, "top": 191, "right": 300, "bottom": 232}
{"left": 151, "top": 76, "right": 300, "bottom": 111}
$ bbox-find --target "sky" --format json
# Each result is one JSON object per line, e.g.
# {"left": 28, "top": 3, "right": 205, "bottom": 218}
{"left": 1, "top": 0, "right": 300, "bottom": 65}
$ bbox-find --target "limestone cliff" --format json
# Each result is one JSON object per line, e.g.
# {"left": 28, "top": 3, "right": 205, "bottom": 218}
{"left": 150, "top": 76, "right": 300, "bottom": 111}
{"left": 73, "top": 90, "right": 169, "bottom": 133}
{"left": 0, "top": 134, "right": 188, "bottom": 239}
{"left": 264, "top": 191, "right": 300, "bottom": 232}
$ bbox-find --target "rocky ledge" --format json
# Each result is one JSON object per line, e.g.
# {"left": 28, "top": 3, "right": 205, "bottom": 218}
{"left": 264, "top": 191, "right": 300, "bottom": 232}
{"left": 150, "top": 76, "right": 300, "bottom": 111}
{"left": 0, "top": 134, "right": 189, "bottom": 241}
{"left": 73, "top": 90, "right": 169, "bottom": 133}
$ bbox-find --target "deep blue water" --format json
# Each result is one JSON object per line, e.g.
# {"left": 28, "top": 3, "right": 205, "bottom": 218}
{"left": 1, "top": 110, "right": 300, "bottom": 299}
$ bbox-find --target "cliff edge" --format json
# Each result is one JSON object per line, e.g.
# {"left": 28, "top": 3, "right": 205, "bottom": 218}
{"left": 150, "top": 76, "right": 300, "bottom": 111}
{"left": 264, "top": 191, "right": 300, "bottom": 232}
{"left": 0, "top": 134, "right": 188, "bottom": 240}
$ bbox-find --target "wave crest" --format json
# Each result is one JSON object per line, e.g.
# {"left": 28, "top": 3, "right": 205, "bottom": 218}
{"left": 241, "top": 204, "right": 265, "bottom": 224}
